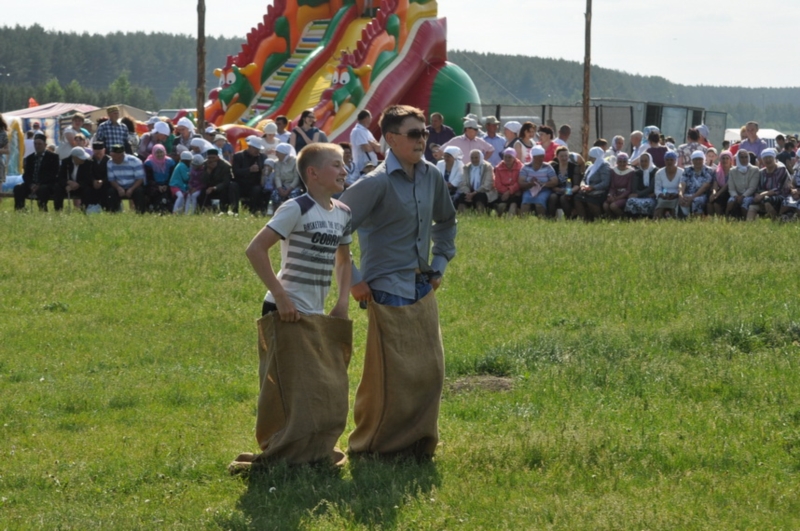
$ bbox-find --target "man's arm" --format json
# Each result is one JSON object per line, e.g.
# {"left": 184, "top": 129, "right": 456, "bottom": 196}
{"left": 430, "top": 167, "right": 457, "bottom": 279}
{"left": 339, "top": 175, "right": 386, "bottom": 296}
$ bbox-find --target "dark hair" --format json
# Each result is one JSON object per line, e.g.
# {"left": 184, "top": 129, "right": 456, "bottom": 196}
{"left": 0, "top": 114, "right": 6, "bottom": 131}
{"left": 776, "top": 134, "right": 785, "bottom": 141}
{"left": 120, "top": 117, "right": 136, "bottom": 133}
{"left": 648, "top": 131, "right": 660, "bottom": 143}
{"left": 722, "top": 140, "right": 731, "bottom": 149}
{"left": 558, "top": 124, "right": 571, "bottom": 135}
{"left": 338, "top": 142, "right": 352, "bottom": 151}
{"left": 519, "top": 122, "right": 536, "bottom": 139}
{"left": 379, "top": 105, "right": 426, "bottom": 136}
{"left": 538, "top": 125, "right": 554, "bottom": 138}
{"left": 785, "top": 141, "right": 795, "bottom": 150}
{"left": 275, "top": 115, "right": 288, "bottom": 126}
{"left": 665, "top": 136, "right": 675, "bottom": 144}
{"left": 357, "top": 110, "right": 371, "bottom": 122}
{"left": 593, "top": 138, "right": 608, "bottom": 148}
{"left": 555, "top": 146, "right": 569, "bottom": 156}
{"left": 687, "top": 128, "right": 700, "bottom": 141}
{"left": 300, "top": 110, "right": 315, "bottom": 123}
{"left": 296, "top": 143, "right": 343, "bottom": 185}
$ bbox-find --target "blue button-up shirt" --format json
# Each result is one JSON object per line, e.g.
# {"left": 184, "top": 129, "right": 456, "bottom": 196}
{"left": 340, "top": 151, "right": 457, "bottom": 300}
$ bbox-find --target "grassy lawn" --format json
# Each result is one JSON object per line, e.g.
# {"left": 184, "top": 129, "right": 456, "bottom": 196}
{"left": 1, "top": 205, "right": 799, "bottom": 530}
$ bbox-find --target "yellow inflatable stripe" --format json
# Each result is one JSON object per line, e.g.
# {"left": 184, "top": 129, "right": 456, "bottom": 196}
{"left": 406, "top": 2, "right": 438, "bottom": 31}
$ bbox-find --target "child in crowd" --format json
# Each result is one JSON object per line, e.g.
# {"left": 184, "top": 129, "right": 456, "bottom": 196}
{"left": 169, "top": 151, "right": 193, "bottom": 214}
{"left": 185, "top": 154, "right": 206, "bottom": 214}
{"left": 231, "top": 143, "right": 352, "bottom": 470}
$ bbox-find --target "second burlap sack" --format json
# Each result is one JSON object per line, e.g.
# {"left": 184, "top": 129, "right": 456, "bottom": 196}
{"left": 348, "top": 290, "right": 445, "bottom": 457}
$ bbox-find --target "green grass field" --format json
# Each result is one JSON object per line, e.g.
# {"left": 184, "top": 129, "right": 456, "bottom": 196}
{"left": 1, "top": 206, "right": 799, "bottom": 530}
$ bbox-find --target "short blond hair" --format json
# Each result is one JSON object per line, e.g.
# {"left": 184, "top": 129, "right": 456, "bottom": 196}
{"left": 296, "top": 143, "right": 343, "bottom": 184}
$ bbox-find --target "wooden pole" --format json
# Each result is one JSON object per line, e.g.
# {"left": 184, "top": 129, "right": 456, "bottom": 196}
{"left": 582, "top": 0, "right": 592, "bottom": 160}
{"left": 196, "top": 0, "right": 206, "bottom": 131}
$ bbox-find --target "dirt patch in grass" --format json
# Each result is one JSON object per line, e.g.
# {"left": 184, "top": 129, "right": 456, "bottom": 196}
{"left": 448, "top": 375, "right": 514, "bottom": 394}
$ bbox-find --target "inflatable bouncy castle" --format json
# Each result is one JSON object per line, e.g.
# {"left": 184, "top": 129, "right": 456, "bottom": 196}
{"left": 204, "top": 0, "right": 480, "bottom": 143}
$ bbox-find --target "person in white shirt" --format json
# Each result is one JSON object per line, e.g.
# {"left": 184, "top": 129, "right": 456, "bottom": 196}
{"left": 350, "top": 110, "right": 381, "bottom": 173}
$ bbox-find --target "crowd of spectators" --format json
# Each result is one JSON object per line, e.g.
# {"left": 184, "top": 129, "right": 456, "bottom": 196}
{"left": 426, "top": 115, "right": 800, "bottom": 222}
{"left": 4, "top": 106, "right": 799, "bottom": 222}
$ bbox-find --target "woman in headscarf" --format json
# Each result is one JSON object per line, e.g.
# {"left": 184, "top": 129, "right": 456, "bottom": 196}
{"left": 270, "top": 143, "right": 302, "bottom": 211}
{"left": 550, "top": 145, "right": 580, "bottom": 217}
{"left": 289, "top": 109, "right": 323, "bottom": 152}
{"left": 653, "top": 151, "right": 683, "bottom": 219}
{"left": 519, "top": 145, "right": 557, "bottom": 217}
{"left": 261, "top": 122, "right": 281, "bottom": 161}
{"left": 708, "top": 150, "right": 732, "bottom": 216}
{"left": 573, "top": 146, "right": 611, "bottom": 221}
{"left": 780, "top": 156, "right": 800, "bottom": 220}
{"left": 0, "top": 115, "right": 8, "bottom": 201}
{"left": 624, "top": 152, "right": 657, "bottom": 218}
{"left": 171, "top": 117, "right": 196, "bottom": 157}
{"left": 603, "top": 152, "right": 635, "bottom": 218}
{"left": 456, "top": 149, "right": 496, "bottom": 213}
{"left": 190, "top": 137, "right": 215, "bottom": 157}
{"left": 436, "top": 145, "right": 464, "bottom": 201}
{"left": 144, "top": 143, "right": 177, "bottom": 213}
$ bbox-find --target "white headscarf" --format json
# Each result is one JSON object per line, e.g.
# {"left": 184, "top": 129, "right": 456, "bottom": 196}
{"left": 437, "top": 146, "right": 464, "bottom": 188}
{"left": 585, "top": 146, "right": 606, "bottom": 181}
{"left": 639, "top": 152, "right": 654, "bottom": 187}
{"left": 190, "top": 137, "right": 214, "bottom": 154}
{"left": 736, "top": 150, "right": 750, "bottom": 172}
{"left": 177, "top": 117, "right": 195, "bottom": 133}
{"left": 469, "top": 149, "right": 484, "bottom": 191}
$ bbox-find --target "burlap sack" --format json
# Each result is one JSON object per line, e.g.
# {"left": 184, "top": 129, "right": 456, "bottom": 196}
{"left": 253, "top": 312, "right": 352, "bottom": 465}
{"left": 348, "top": 290, "right": 444, "bottom": 457}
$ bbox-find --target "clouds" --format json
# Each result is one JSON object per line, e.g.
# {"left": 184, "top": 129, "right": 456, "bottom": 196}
{"left": 5, "top": 0, "right": 797, "bottom": 88}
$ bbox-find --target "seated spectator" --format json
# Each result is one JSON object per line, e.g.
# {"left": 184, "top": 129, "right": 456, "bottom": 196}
{"left": 625, "top": 152, "right": 657, "bottom": 217}
{"left": 573, "top": 146, "right": 611, "bottom": 221}
{"left": 629, "top": 130, "right": 647, "bottom": 164}
{"left": 747, "top": 148, "right": 790, "bottom": 221}
{"left": 172, "top": 117, "right": 197, "bottom": 156}
{"left": 261, "top": 123, "right": 281, "bottom": 161}
{"left": 708, "top": 150, "right": 733, "bottom": 216}
{"left": 440, "top": 118, "right": 494, "bottom": 162}
{"left": 190, "top": 137, "right": 215, "bottom": 157}
{"left": 513, "top": 122, "right": 536, "bottom": 165}
{"left": 87, "top": 141, "right": 112, "bottom": 212}
{"left": 139, "top": 121, "right": 173, "bottom": 160}
{"left": 776, "top": 140, "right": 796, "bottom": 170}
{"left": 677, "top": 128, "right": 707, "bottom": 167}
{"left": 550, "top": 146, "right": 580, "bottom": 217}
{"left": 56, "top": 147, "right": 93, "bottom": 210}
{"left": 604, "top": 135, "right": 625, "bottom": 161}
{"left": 13, "top": 133, "right": 61, "bottom": 211}
{"left": 482, "top": 116, "right": 506, "bottom": 166}
{"left": 232, "top": 136, "right": 267, "bottom": 215}
{"left": 603, "top": 153, "right": 634, "bottom": 218}
{"left": 456, "top": 149, "right": 496, "bottom": 213}
{"left": 645, "top": 131, "right": 669, "bottom": 168}
{"left": 270, "top": 143, "right": 302, "bottom": 211}
{"left": 653, "top": 151, "right": 683, "bottom": 219}
{"left": 780, "top": 160, "right": 800, "bottom": 220}
{"left": 678, "top": 150, "right": 713, "bottom": 218}
{"left": 437, "top": 146, "right": 464, "bottom": 201}
{"left": 339, "top": 142, "right": 360, "bottom": 189}
{"left": 726, "top": 149, "right": 760, "bottom": 218}
{"left": 494, "top": 148, "right": 523, "bottom": 217}
{"left": 144, "top": 144, "right": 176, "bottom": 213}
{"left": 211, "top": 134, "right": 234, "bottom": 164}
{"left": 107, "top": 144, "right": 146, "bottom": 213}
{"left": 57, "top": 112, "right": 90, "bottom": 160}
{"left": 198, "top": 148, "right": 234, "bottom": 213}
{"left": 185, "top": 154, "right": 206, "bottom": 214}
{"left": 519, "top": 146, "right": 557, "bottom": 217}
{"left": 537, "top": 126, "right": 558, "bottom": 162}
{"left": 170, "top": 151, "right": 194, "bottom": 214}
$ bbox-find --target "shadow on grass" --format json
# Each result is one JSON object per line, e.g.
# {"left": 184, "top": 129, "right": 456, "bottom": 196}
{"left": 218, "top": 456, "right": 440, "bottom": 530}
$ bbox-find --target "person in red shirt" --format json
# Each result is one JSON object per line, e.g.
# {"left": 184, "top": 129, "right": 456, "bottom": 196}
{"left": 494, "top": 148, "right": 523, "bottom": 217}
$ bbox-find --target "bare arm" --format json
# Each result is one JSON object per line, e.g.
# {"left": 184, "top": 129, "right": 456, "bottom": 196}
{"left": 329, "top": 244, "right": 351, "bottom": 319}
{"left": 245, "top": 226, "right": 299, "bottom": 322}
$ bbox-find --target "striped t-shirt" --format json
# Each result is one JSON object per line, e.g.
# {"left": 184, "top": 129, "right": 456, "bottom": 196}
{"left": 265, "top": 194, "right": 352, "bottom": 314}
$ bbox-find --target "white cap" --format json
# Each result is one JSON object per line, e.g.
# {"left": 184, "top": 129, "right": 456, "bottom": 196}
{"left": 504, "top": 121, "right": 522, "bottom": 134}
{"left": 70, "top": 147, "right": 90, "bottom": 160}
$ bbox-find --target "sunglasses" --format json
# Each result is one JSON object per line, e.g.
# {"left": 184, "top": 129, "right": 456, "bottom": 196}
{"left": 392, "top": 129, "right": 429, "bottom": 140}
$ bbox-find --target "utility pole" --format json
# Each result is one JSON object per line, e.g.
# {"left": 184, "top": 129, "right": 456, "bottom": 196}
{"left": 582, "top": 0, "right": 592, "bottom": 159}
{"left": 196, "top": 0, "right": 206, "bottom": 131}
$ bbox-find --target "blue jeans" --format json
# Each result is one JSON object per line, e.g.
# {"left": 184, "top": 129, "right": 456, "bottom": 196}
{"left": 372, "top": 280, "right": 433, "bottom": 307}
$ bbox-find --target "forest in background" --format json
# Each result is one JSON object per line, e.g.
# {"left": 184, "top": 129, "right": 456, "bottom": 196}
{"left": 1, "top": 25, "right": 798, "bottom": 131}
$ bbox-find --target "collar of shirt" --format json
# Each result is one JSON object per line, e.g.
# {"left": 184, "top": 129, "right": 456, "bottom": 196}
{"left": 385, "top": 150, "right": 428, "bottom": 181}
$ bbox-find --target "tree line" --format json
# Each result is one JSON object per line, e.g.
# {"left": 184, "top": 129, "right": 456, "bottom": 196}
{"left": 1, "top": 25, "right": 798, "bottom": 131}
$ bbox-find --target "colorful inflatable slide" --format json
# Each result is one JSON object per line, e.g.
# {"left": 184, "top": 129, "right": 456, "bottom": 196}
{"left": 205, "top": 0, "right": 480, "bottom": 143}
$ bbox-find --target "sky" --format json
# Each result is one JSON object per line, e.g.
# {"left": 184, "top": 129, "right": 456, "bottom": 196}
{"left": 4, "top": 0, "right": 797, "bottom": 89}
